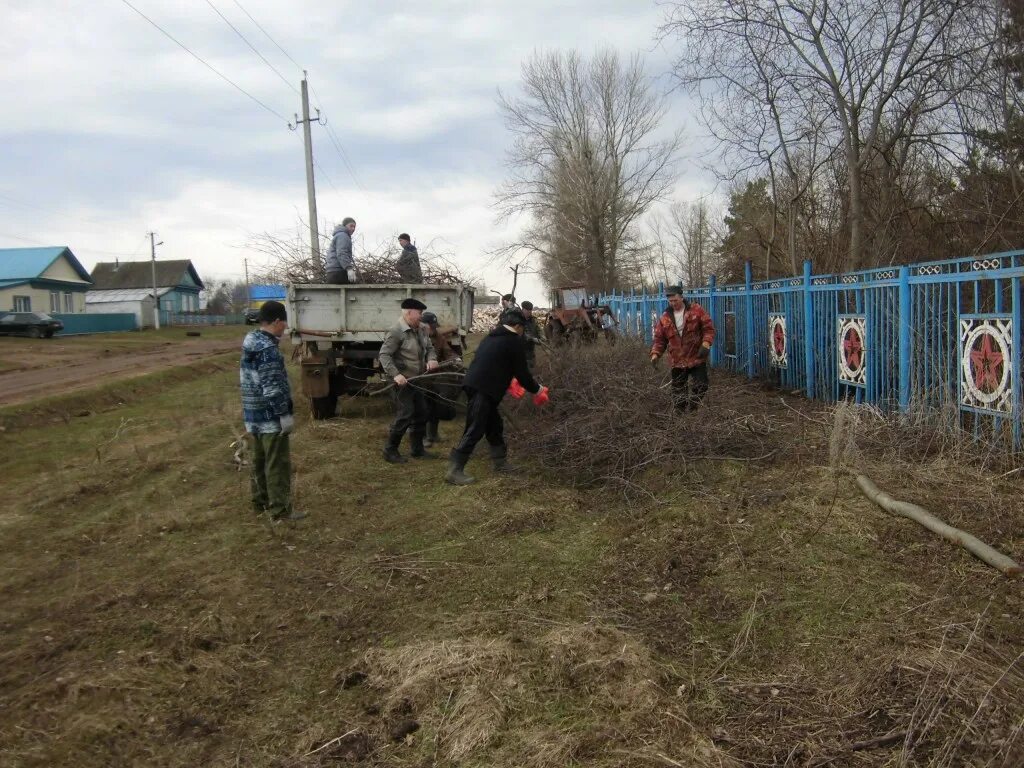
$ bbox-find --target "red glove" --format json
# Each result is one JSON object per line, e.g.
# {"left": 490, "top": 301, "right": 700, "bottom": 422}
{"left": 532, "top": 386, "right": 549, "bottom": 406}
{"left": 507, "top": 378, "right": 526, "bottom": 399}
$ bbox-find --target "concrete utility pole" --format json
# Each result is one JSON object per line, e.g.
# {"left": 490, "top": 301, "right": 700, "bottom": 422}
{"left": 290, "top": 72, "right": 322, "bottom": 264}
{"left": 149, "top": 231, "right": 163, "bottom": 330}
{"left": 244, "top": 257, "right": 251, "bottom": 310}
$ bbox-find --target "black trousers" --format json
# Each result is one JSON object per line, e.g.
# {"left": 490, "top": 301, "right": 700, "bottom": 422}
{"left": 671, "top": 363, "right": 709, "bottom": 411}
{"left": 452, "top": 389, "right": 504, "bottom": 460}
{"left": 389, "top": 385, "right": 427, "bottom": 440}
{"left": 325, "top": 269, "right": 350, "bottom": 285}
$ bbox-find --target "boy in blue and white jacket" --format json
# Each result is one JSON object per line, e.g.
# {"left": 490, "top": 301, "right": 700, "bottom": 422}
{"left": 240, "top": 301, "right": 302, "bottom": 521}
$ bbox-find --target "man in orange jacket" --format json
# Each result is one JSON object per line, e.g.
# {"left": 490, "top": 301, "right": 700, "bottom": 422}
{"left": 650, "top": 286, "right": 716, "bottom": 411}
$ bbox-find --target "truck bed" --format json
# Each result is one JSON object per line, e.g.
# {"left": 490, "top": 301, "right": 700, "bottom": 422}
{"left": 287, "top": 283, "right": 474, "bottom": 343}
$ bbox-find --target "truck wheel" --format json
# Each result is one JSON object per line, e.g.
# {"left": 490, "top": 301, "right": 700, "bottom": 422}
{"left": 310, "top": 394, "right": 338, "bottom": 420}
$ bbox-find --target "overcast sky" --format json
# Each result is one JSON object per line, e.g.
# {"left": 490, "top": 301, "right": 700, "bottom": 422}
{"left": 1, "top": 0, "right": 713, "bottom": 302}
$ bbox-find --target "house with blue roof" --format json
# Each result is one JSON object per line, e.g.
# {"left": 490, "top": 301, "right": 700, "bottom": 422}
{"left": 249, "top": 284, "right": 286, "bottom": 308}
{"left": 0, "top": 246, "right": 93, "bottom": 313}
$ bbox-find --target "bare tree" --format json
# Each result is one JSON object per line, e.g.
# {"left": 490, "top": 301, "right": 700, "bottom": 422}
{"left": 661, "top": 0, "right": 993, "bottom": 270}
{"left": 495, "top": 49, "right": 682, "bottom": 292}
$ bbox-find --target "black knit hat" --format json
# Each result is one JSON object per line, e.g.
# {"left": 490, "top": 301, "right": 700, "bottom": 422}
{"left": 401, "top": 298, "right": 427, "bottom": 310}
{"left": 258, "top": 300, "right": 287, "bottom": 323}
{"left": 521, "top": 300, "right": 533, "bottom": 310}
{"left": 500, "top": 308, "right": 526, "bottom": 326}
{"left": 398, "top": 233, "right": 411, "bottom": 242}
{"left": 421, "top": 311, "right": 438, "bottom": 326}
{"left": 666, "top": 285, "right": 684, "bottom": 297}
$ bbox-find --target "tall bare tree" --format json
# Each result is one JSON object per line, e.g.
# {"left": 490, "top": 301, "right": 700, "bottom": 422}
{"left": 661, "top": 0, "right": 993, "bottom": 270}
{"left": 495, "top": 49, "right": 681, "bottom": 292}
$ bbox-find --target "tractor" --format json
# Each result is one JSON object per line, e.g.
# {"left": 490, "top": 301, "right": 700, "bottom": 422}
{"left": 544, "top": 284, "right": 601, "bottom": 345}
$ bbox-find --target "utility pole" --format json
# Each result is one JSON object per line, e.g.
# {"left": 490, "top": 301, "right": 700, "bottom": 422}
{"left": 149, "top": 231, "right": 162, "bottom": 330}
{"left": 290, "top": 72, "right": 323, "bottom": 264}
{"left": 244, "top": 257, "right": 251, "bottom": 310}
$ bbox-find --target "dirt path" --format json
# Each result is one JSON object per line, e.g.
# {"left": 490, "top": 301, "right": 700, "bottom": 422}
{"left": 0, "top": 338, "right": 240, "bottom": 406}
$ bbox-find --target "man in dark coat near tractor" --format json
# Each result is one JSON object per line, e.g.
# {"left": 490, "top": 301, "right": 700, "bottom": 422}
{"left": 445, "top": 307, "right": 549, "bottom": 485}
{"left": 650, "top": 286, "right": 716, "bottom": 411}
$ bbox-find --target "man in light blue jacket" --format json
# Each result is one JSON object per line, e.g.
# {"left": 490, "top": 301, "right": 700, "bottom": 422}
{"left": 325, "top": 217, "right": 357, "bottom": 283}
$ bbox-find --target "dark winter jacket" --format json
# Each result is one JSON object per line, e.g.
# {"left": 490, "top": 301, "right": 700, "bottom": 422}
{"left": 240, "top": 329, "right": 293, "bottom": 433}
{"left": 396, "top": 244, "right": 423, "bottom": 283}
{"left": 463, "top": 326, "right": 539, "bottom": 401}
{"left": 325, "top": 225, "right": 354, "bottom": 272}
{"left": 651, "top": 301, "right": 716, "bottom": 369}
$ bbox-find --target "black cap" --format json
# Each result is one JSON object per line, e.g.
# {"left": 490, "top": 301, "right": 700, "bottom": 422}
{"left": 666, "top": 285, "right": 684, "bottom": 297}
{"left": 500, "top": 308, "right": 526, "bottom": 326}
{"left": 401, "top": 298, "right": 427, "bottom": 310}
{"left": 521, "top": 300, "right": 533, "bottom": 310}
{"left": 502, "top": 293, "right": 515, "bottom": 302}
{"left": 398, "top": 233, "right": 410, "bottom": 242}
{"left": 421, "top": 311, "right": 438, "bottom": 326}
{"left": 258, "top": 300, "right": 287, "bottom": 323}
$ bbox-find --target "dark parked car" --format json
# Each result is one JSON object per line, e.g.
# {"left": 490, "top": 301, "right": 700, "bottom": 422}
{"left": 244, "top": 308, "right": 261, "bottom": 325}
{"left": 0, "top": 311, "right": 64, "bottom": 338}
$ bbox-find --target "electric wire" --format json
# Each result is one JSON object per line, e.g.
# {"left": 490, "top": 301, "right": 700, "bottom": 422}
{"left": 202, "top": 0, "right": 299, "bottom": 96}
{"left": 119, "top": 0, "right": 290, "bottom": 124}
{"left": 230, "top": 0, "right": 304, "bottom": 73}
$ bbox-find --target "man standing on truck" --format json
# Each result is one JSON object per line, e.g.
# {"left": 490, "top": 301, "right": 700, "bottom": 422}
{"left": 650, "top": 286, "right": 716, "bottom": 411}
{"left": 396, "top": 233, "right": 423, "bottom": 283}
{"left": 240, "top": 300, "right": 304, "bottom": 521}
{"left": 325, "top": 217, "right": 357, "bottom": 284}
{"left": 378, "top": 298, "right": 440, "bottom": 463}
{"left": 445, "top": 307, "right": 549, "bottom": 485}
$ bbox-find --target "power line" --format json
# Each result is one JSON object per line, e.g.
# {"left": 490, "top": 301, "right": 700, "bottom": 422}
{"left": 308, "top": 79, "right": 367, "bottom": 192}
{"left": 119, "top": 0, "right": 290, "bottom": 124}
{"left": 230, "top": 0, "right": 304, "bottom": 73}
{"left": 0, "top": 230, "right": 150, "bottom": 258}
{"left": 202, "top": 0, "right": 299, "bottom": 96}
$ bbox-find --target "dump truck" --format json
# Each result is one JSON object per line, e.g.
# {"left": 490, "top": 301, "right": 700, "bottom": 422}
{"left": 286, "top": 282, "right": 475, "bottom": 419}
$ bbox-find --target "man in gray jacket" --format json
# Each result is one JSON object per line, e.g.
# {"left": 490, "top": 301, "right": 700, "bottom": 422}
{"left": 396, "top": 233, "right": 423, "bottom": 283}
{"left": 378, "top": 298, "right": 439, "bottom": 463}
{"left": 325, "top": 217, "right": 357, "bottom": 283}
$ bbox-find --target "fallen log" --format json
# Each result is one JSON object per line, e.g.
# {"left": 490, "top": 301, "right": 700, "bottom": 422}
{"left": 855, "top": 474, "right": 1023, "bottom": 578}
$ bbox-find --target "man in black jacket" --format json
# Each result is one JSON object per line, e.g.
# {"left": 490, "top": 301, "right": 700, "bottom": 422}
{"left": 446, "top": 307, "right": 545, "bottom": 485}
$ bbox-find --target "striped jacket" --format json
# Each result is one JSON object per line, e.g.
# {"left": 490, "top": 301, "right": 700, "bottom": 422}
{"left": 240, "top": 329, "right": 293, "bottom": 434}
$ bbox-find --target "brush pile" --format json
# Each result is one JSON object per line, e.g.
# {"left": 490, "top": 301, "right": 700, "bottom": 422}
{"left": 354, "top": 252, "right": 466, "bottom": 285}
{"left": 508, "top": 339, "right": 803, "bottom": 498}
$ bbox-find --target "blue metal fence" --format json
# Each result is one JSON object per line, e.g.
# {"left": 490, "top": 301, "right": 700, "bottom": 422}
{"left": 160, "top": 311, "right": 246, "bottom": 326}
{"left": 600, "top": 251, "right": 1024, "bottom": 451}
{"left": 53, "top": 313, "right": 137, "bottom": 335}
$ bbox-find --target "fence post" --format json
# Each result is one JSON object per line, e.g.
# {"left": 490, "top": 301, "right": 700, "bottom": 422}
{"left": 898, "top": 265, "right": 912, "bottom": 412}
{"left": 744, "top": 261, "right": 755, "bottom": 379}
{"left": 803, "top": 260, "right": 814, "bottom": 400}
{"left": 708, "top": 274, "right": 718, "bottom": 367}
{"left": 1012, "top": 275, "right": 1021, "bottom": 450}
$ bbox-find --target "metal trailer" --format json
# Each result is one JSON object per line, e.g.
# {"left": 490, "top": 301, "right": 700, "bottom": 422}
{"left": 286, "top": 282, "right": 475, "bottom": 418}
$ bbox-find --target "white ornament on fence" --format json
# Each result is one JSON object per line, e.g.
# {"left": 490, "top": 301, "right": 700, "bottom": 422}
{"left": 959, "top": 317, "right": 1013, "bottom": 414}
{"left": 837, "top": 316, "right": 867, "bottom": 385}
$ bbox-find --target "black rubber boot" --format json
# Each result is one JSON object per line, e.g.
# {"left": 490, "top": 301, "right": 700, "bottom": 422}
{"left": 423, "top": 421, "right": 441, "bottom": 448}
{"left": 445, "top": 451, "right": 476, "bottom": 485}
{"left": 382, "top": 431, "right": 407, "bottom": 464}
{"left": 489, "top": 444, "right": 519, "bottom": 474}
{"left": 409, "top": 431, "right": 436, "bottom": 459}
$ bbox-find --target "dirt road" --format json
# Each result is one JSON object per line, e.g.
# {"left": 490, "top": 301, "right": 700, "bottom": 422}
{"left": 0, "top": 336, "right": 241, "bottom": 406}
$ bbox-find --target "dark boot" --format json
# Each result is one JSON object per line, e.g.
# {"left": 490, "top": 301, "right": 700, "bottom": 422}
{"left": 423, "top": 421, "right": 441, "bottom": 448}
{"left": 409, "top": 431, "right": 436, "bottom": 459}
{"left": 382, "top": 431, "right": 407, "bottom": 464}
{"left": 445, "top": 450, "right": 476, "bottom": 485}
{"left": 489, "top": 444, "right": 519, "bottom": 474}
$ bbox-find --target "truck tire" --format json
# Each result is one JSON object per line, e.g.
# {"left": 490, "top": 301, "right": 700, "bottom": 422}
{"left": 309, "top": 394, "right": 338, "bottom": 420}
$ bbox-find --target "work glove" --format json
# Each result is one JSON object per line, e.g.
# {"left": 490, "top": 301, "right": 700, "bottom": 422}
{"left": 507, "top": 378, "right": 526, "bottom": 399}
{"left": 347, "top": 268, "right": 357, "bottom": 283}
{"left": 532, "top": 386, "right": 550, "bottom": 406}
{"left": 698, "top": 344, "right": 710, "bottom": 360}
{"left": 278, "top": 414, "right": 295, "bottom": 435}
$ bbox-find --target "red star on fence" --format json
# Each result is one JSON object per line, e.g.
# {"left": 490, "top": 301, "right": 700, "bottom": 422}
{"left": 773, "top": 323, "right": 785, "bottom": 356}
{"left": 843, "top": 328, "right": 864, "bottom": 371}
{"left": 969, "top": 331, "right": 1005, "bottom": 393}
